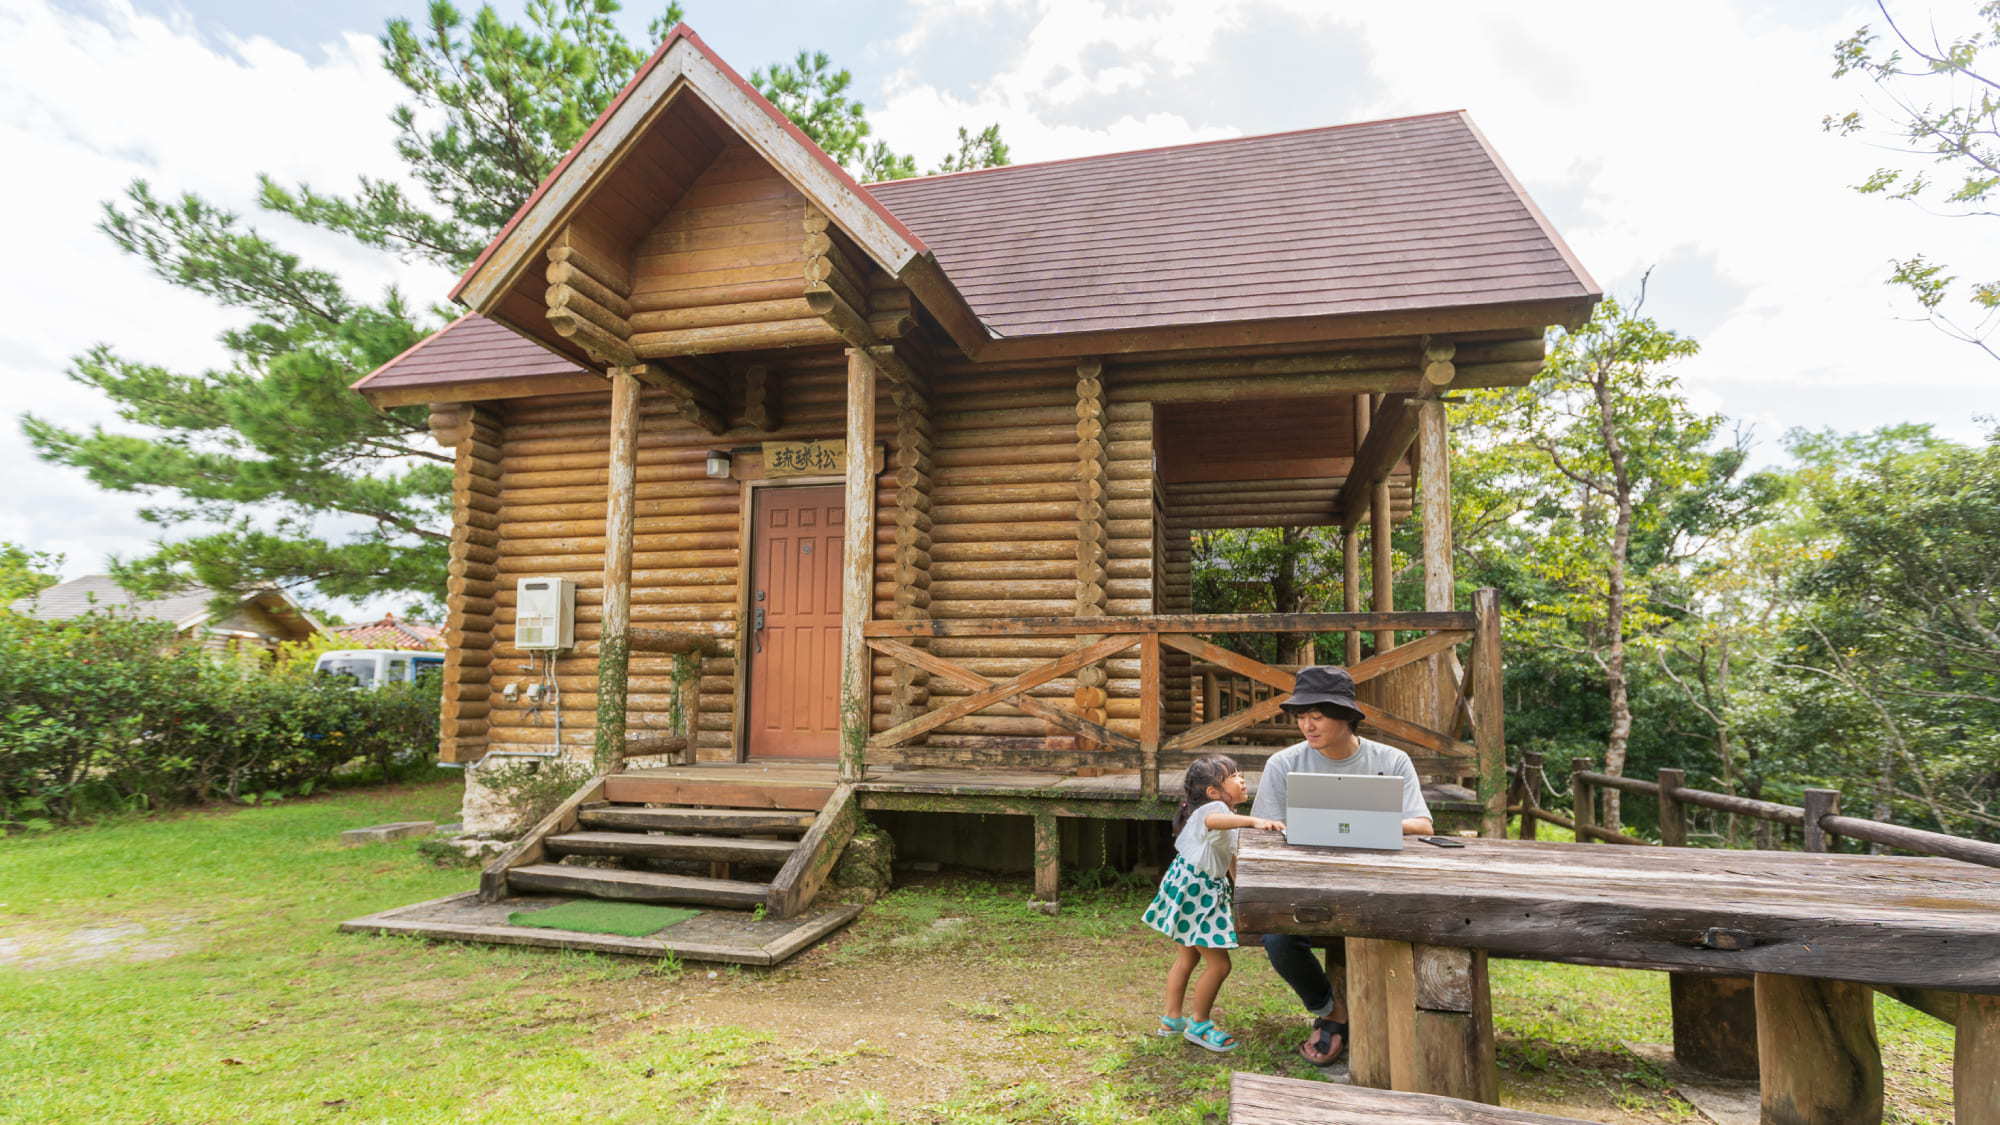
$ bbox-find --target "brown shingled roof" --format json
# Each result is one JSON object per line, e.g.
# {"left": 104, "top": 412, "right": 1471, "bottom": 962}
{"left": 350, "top": 313, "right": 595, "bottom": 404}
{"left": 865, "top": 110, "right": 1597, "bottom": 340}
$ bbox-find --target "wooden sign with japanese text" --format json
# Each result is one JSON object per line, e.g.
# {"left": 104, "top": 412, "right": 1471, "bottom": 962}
{"left": 762, "top": 439, "right": 846, "bottom": 478}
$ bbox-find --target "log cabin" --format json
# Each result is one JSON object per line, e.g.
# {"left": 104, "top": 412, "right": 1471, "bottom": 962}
{"left": 348, "top": 24, "right": 1599, "bottom": 948}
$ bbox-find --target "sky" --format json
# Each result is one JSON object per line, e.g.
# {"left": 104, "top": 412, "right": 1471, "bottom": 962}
{"left": 3, "top": 0, "right": 1997, "bottom": 618}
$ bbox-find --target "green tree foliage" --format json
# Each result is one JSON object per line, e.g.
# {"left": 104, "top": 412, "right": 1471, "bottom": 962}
{"left": 0, "top": 613, "right": 438, "bottom": 828}
{"left": 1827, "top": 1, "right": 2000, "bottom": 358}
{"left": 0, "top": 543, "right": 61, "bottom": 605}
{"left": 25, "top": 0, "right": 1004, "bottom": 610}
{"left": 1190, "top": 526, "right": 1344, "bottom": 663}
{"left": 750, "top": 53, "right": 1010, "bottom": 182}
{"left": 1455, "top": 297, "right": 1775, "bottom": 830}
{"left": 260, "top": 0, "right": 687, "bottom": 271}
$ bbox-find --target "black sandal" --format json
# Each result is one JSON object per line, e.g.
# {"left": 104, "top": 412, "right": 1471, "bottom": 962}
{"left": 1299, "top": 1017, "right": 1348, "bottom": 1065}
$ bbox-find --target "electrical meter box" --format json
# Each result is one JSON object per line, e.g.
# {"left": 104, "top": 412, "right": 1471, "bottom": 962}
{"left": 515, "top": 577, "right": 575, "bottom": 650}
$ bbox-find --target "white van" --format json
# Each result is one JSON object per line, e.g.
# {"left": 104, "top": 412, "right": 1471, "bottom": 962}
{"left": 314, "top": 649, "right": 445, "bottom": 689}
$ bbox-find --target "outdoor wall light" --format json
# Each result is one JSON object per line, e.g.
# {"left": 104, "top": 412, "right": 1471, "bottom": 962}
{"left": 704, "top": 449, "right": 731, "bottom": 479}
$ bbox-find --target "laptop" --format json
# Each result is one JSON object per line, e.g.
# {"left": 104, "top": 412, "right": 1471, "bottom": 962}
{"left": 1285, "top": 773, "right": 1405, "bottom": 850}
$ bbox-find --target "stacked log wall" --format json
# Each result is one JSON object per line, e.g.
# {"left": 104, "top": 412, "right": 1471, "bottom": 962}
{"left": 480, "top": 360, "right": 889, "bottom": 762}
{"left": 896, "top": 363, "right": 1157, "bottom": 748}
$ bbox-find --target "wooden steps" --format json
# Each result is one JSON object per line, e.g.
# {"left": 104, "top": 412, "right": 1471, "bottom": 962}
{"left": 576, "top": 804, "right": 814, "bottom": 834}
{"left": 508, "top": 863, "right": 769, "bottom": 908}
{"left": 480, "top": 772, "right": 861, "bottom": 929}
{"left": 547, "top": 830, "right": 798, "bottom": 864}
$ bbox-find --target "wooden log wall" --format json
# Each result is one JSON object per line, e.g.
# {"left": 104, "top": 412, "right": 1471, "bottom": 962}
{"left": 438, "top": 404, "right": 503, "bottom": 762}
{"left": 878, "top": 361, "right": 1158, "bottom": 749}
{"left": 624, "top": 143, "right": 842, "bottom": 358}
{"left": 477, "top": 358, "right": 892, "bottom": 760}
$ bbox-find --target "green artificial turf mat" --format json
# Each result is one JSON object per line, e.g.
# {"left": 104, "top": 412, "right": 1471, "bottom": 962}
{"left": 508, "top": 900, "right": 700, "bottom": 936}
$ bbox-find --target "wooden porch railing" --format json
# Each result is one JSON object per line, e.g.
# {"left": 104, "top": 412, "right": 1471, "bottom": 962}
{"left": 860, "top": 589, "right": 1508, "bottom": 832}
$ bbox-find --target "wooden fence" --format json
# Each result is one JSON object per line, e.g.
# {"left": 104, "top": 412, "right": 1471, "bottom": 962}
{"left": 1510, "top": 751, "right": 2000, "bottom": 869}
{"left": 861, "top": 589, "right": 1508, "bottom": 832}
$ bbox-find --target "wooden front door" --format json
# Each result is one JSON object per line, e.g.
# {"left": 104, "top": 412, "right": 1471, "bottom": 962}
{"left": 746, "top": 485, "right": 845, "bottom": 759}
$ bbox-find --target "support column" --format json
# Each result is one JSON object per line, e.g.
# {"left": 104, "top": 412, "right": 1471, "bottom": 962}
{"left": 1352, "top": 937, "right": 1496, "bottom": 1102}
{"left": 594, "top": 368, "right": 641, "bottom": 770}
{"left": 1754, "top": 973, "right": 1882, "bottom": 1124}
{"left": 1471, "top": 588, "right": 1506, "bottom": 837}
{"left": 1345, "top": 393, "right": 1369, "bottom": 667}
{"left": 1416, "top": 394, "right": 1454, "bottom": 731}
{"left": 838, "top": 348, "right": 879, "bottom": 782}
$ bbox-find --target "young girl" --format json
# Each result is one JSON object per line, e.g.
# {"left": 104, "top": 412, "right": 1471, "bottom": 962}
{"left": 1142, "top": 754, "right": 1284, "bottom": 1053}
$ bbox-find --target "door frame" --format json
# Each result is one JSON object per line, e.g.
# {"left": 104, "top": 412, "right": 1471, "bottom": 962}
{"left": 732, "top": 474, "right": 844, "bottom": 762}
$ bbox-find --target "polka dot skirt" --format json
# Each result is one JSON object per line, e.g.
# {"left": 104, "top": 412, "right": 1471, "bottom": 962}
{"left": 1142, "top": 855, "right": 1237, "bottom": 949}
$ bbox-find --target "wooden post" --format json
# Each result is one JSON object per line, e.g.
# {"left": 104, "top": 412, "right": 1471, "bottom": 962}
{"left": 1670, "top": 974, "right": 1760, "bottom": 1080}
{"left": 1371, "top": 475, "right": 1394, "bottom": 656}
{"left": 1959, "top": 993, "right": 2000, "bottom": 1125}
{"left": 1803, "top": 788, "right": 1839, "bottom": 853}
{"left": 1201, "top": 672, "right": 1220, "bottom": 725}
{"left": 1032, "top": 812, "right": 1060, "bottom": 909}
{"left": 1343, "top": 524, "right": 1363, "bottom": 666}
{"left": 1519, "top": 752, "right": 1543, "bottom": 840}
{"left": 1754, "top": 973, "right": 1882, "bottom": 1124}
{"left": 594, "top": 368, "right": 641, "bottom": 770}
{"left": 1346, "top": 937, "right": 1400, "bottom": 1088}
{"left": 1571, "top": 757, "right": 1596, "bottom": 843}
{"left": 1378, "top": 940, "right": 1495, "bottom": 1103}
{"left": 1471, "top": 588, "right": 1505, "bottom": 837}
{"left": 1658, "top": 767, "right": 1688, "bottom": 847}
{"left": 838, "top": 349, "right": 878, "bottom": 782}
{"left": 1416, "top": 397, "right": 1453, "bottom": 731}
{"left": 1139, "top": 633, "right": 1162, "bottom": 801}
{"left": 1345, "top": 392, "right": 1369, "bottom": 667}
{"left": 674, "top": 652, "right": 700, "bottom": 765}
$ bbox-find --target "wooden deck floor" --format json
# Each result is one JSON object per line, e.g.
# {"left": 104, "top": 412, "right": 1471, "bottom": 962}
{"left": 620, "top": 760, "right": 1477, "bottom": 811}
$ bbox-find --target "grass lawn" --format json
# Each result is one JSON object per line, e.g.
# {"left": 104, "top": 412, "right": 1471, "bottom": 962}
{"left": 0, "top": 782, "right": 1959, "bottom": 1123}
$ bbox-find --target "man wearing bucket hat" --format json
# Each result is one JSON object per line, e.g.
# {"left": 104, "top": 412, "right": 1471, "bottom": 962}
{"left": 1248, "top": 665, "right": 1434, "bottom": 1066}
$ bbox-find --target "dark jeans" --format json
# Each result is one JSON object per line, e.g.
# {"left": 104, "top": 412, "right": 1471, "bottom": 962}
{"left": 1262, "top": 933, "right": 1337, "bottom": 1017}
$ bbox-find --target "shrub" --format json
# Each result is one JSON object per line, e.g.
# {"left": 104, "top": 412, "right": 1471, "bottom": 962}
{"left": 0, "top": 612, "right": 441, "bottom": 828}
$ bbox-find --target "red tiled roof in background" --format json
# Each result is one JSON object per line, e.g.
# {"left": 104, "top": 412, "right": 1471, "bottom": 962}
{"left": 331, "top": 613, "right": 447, "bottom": 651}
{"left": 864, "top": 111, "right": 1597, "bottom": 339}
{"left": 350, "top": 313, "right": 588, "bottom": 395}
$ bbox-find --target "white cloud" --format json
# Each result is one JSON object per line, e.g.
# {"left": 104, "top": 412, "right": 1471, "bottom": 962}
{"left": 0, "top": 0, "right": 451, "bottom": 601}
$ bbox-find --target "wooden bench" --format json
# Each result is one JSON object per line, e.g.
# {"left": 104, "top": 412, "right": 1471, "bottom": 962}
{"left": 1230, "top": 1072, "right": 1601, "bottom": 1124}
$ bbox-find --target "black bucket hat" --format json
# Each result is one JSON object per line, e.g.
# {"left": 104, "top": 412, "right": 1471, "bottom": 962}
{"left": 1281, "top": 666, "right": 1364, "bottom": 721}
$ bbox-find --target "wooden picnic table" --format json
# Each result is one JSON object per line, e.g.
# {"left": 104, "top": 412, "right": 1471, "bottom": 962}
{"left": 1234, "top": 833, "right": 2000, "bottom": 1124}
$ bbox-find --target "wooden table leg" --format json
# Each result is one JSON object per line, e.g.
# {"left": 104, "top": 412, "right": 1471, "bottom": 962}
{"left": 1346, "top": 937, "right": 1397, "bottom": 1088}
{"left": 1754, "top": 973, "right": 1883, "bottom": 1124}
{"left": 1671, "top": 973, "right": 1759, "bottom": 1079}
{"left": 1960, "top": 993, "right": 1999, "bottom": 1125}
{"left": 1357, "top": 938, "right": 1496, "bottom": 1103}
{"left": 1410, "top": 945, "right": 1497, "bottom": 1104}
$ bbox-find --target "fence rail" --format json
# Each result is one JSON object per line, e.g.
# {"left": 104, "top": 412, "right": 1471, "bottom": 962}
{"left": 862, "top": 590, "right": 1509, "bottom": 828}
{"left": 1508, "top": 751, "right": 2000, "bottom": 868}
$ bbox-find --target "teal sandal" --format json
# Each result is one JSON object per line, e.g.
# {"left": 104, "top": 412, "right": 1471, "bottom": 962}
{"left": 1156, "top": 1015, "right": 1189, "bottom": 1037}
{"left": 1182, "top": 1019, "right": 1240, "bottom": 1053}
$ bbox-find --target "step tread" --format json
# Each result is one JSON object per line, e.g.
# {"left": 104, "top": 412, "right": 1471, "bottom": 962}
{"left": 577, "top": 805, "right": 816, "bottom": 834}
{"left": 546, "top": 831, "right": 797, "bottom": 861}
{"left": 507, "top": 863, "right": 769, "bottom": 908}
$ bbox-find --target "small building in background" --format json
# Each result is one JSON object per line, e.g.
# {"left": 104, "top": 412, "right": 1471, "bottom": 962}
{"left": 8, "top": 574, "right": 322, "bottom": 656}
{"left": 331, "top": 613, "right": 447, "bottom": 652}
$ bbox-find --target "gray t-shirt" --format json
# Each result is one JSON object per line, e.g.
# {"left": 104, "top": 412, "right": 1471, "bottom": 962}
{"left": 1250, "top": 737, "right": 1431, "bottom": 824}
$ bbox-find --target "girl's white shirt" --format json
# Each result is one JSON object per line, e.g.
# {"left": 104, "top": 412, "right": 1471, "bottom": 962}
{"left": 1174, "top": 799, "right": 1239, "bottom": 881}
